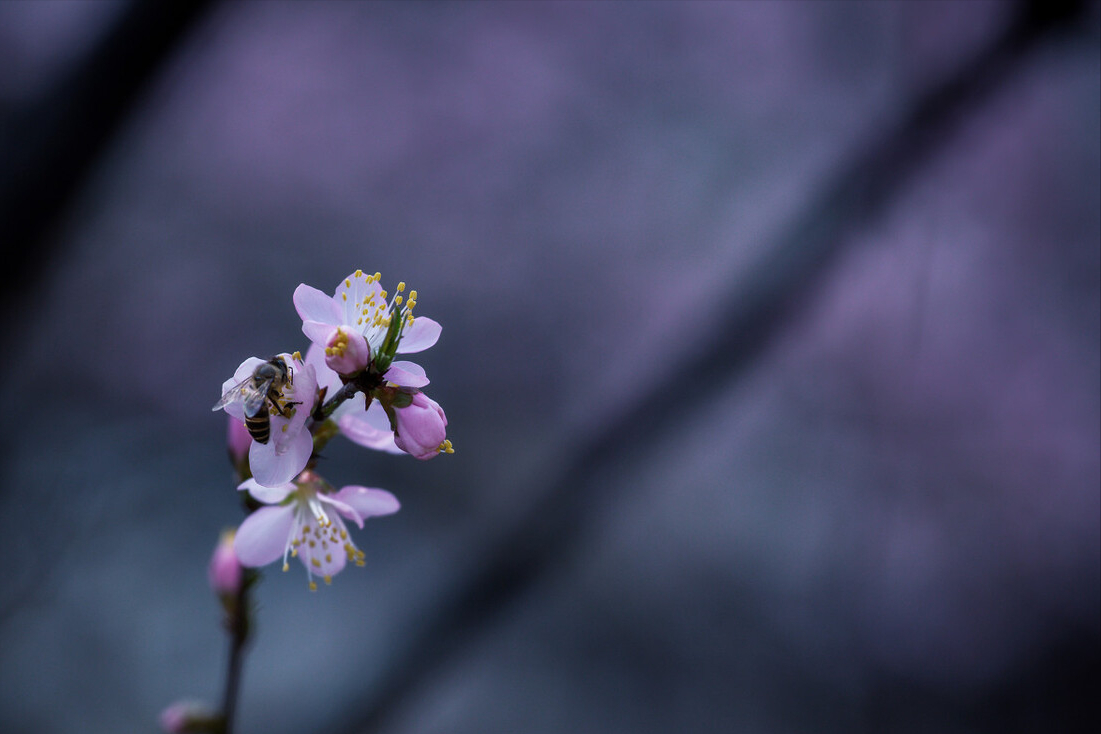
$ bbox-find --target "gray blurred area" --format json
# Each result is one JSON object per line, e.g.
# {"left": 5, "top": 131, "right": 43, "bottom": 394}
{"left": 0, "top": 1, "right": 1097, "bottom": 732}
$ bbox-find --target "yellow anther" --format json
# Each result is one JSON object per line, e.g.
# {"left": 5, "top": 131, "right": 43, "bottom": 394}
{"left": 342, "top": 293, "right": 347, "bottom": 301}
{"left": 282, "top": 562, "right": 289, "bottom": 572}
{"left": 309, "top": 580, "right": 318, "bottom": 592}
{"left": 345, "top": 278, "right": 351, "bottom": 288}
{"left": 281, "top": 424, "right": 288, "bottom": 433}
{"left": 324, "top": 575, "right": 332, "bottom": 585}
{"left": 291, "top": 548, "right": 298, "bottom": 557}
{"left": 356, "top": 559, "right": 366, "bottom": 567}
{"left": 292, "top": 351, "right": 302, "bottom": 361}
{"left": 380, "top": 290, "right": 387, "bottom": 299}
{"left": 325, "top": 553, "right": 332, "bottom": 563}
{"left": 311, "top": 558, "right": 321, "bottom": 568}
{"left": 396, "top": 281, "right": 406, "bottom": 292}
{"left": 373, "top": 272, "right": 381, "bottom": 280}
{"left": 409, "top": 290, "right": 418, "bottom": 300}
{"left": 355, "top": 269, "right": 363, "bottom": 278}
{"left": 394, "top": 295, "right": 403, "bottom": 306}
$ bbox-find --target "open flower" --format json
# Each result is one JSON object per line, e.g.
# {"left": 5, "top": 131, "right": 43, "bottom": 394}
{"left": 233, "top": 473, "right": 399, "bottom": 590}
{"left": 213, "top": 353, "right": 317, "bottom": 486}
{"left": 294, "top": 269, "right": 441, "bottom": 375}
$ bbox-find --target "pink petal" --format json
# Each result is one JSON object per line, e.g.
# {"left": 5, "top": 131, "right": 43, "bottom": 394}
{"left": 318, "top": 492, "right": 365, "bottom": 528}
{"left": 235, "top": 505, "right": 295, "bottom": 567}
{"left": 294, "top": 284, "right": 341, "bottom": 325}
{"left": 302, "top": 320, "right": 336, "bottom": 347}
{"left": 237, "top": 478, "right": 294, "bottom": 504}
{"left": 397, "top": 316, "right": 441, "bottom": 354}
{"left": 384, "top": 360, "right": 429, "bottom": 388}
{"left": 338, "top": 409, "right": 402, "bottom": 453}
{"left": 305, "top": 343, "right": 342, "bottom": 395}
{"left": 333, "top": 485, "right": 400, "bottom": 521}
{"left": 226, "top": 415, "right": 251, "bottom": 463}
{"left": 268, "top": 359, "right": 316, "bottom": 455}
{"left": 324, "top": 328, "right": 371, "bottom": 375}
{"left": 250, "top": 428, "right": 312, "bottom": 486}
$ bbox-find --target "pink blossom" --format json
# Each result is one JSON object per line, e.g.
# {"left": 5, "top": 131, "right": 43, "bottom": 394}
{"left": 158, "top": 700, "right": 213, "bottom": 733}
{"left": 294, "top": 269, "right": 441, "bottom": 365}
{"left": 208, "top": 529, "right": 243, "bottom": 597}
{"left": 393, "top": 391, "right": 451, "bottom": 460}
{"left": 213, "top": 354, "right": 317, "bottom": 487}
{"left": 233, "top": 473, "right": 399, "bottom": 590}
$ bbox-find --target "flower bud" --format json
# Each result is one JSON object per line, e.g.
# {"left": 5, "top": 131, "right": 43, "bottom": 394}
{"left": 226, "top": 415, "right": 251, "bottom": 467}
{"left": 208, "top": 529, "right": 243, "bottom": 598}
{"left": 159, "top": 700, "right": 217, "bottom": 733}
{"left": 324, "top": 326, "right": 370, "bottom": 376}
{"left": 392, "top": 391, "right": 449, "bottom": 460}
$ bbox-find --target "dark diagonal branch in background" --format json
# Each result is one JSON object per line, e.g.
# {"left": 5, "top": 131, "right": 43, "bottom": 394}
{"left": 0, "top": 0, "right": 217, "bottom": 339}
{"left": 0, "top": 0, "right": 217, "bottom": 625}
{"left": 338, "top": 1, "right": 1088, "bottom": 731}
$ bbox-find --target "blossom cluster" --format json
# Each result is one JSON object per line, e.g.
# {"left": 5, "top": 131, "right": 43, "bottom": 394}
{"left": 211, "top": 270, "right": 451, "bottom": 590}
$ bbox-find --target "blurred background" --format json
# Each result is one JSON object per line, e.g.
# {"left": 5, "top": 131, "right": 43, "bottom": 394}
{"left": 0, "top": 1, "right": 1097, "bottom": 732}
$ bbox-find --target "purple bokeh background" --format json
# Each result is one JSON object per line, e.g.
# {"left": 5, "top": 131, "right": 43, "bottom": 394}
{"left": 0, "top": 2, "right": 1097, "bottom": 733}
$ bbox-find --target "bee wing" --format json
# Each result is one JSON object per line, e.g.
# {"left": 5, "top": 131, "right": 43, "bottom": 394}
{"left": 213, "top": 377, "right": 252, "bottom": 411}
{"left": 241, "top": 377, "right": 276, "bottom": 417}
{"left": 213, "top": 376, "right": 274, "bottom": 417}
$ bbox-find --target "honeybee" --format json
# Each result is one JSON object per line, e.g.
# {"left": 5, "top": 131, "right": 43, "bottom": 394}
{"left": 213, "top": 357, "right": 300, "bottom": 444}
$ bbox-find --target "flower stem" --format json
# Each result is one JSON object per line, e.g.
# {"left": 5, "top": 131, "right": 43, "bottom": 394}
{"left": 312, "top": 381, "right": 360, "bottom": 422}
{"left": 218, "top": 571, "right": 256, "bottom": 734}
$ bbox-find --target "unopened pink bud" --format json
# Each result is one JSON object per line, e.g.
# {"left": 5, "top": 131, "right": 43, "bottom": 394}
{"left": 393, "top": 392, "right": 448, "bottom": 460}
{"left": 208, "top": 529, "right": 243, "bottom": 596}
{"left": 159, "top": 700, "right": 213, "bottom": 733}
{"left": 324, "top": 326, "right": 370, "bottom": 376}
{"left": 226, "top": 415, "right": 251, "bottom": 464}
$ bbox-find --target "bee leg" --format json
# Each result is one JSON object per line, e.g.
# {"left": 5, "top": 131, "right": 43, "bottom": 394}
{"left": 270, "top": 391, "right": 302, "bottom": 418}
{"left": 279, "top": 401, "right": 302, "bottom": 417}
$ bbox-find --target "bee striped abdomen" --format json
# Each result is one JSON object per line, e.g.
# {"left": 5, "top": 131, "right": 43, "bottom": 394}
{"left": 245, "top": 413, "right": 271, "bottom": 444}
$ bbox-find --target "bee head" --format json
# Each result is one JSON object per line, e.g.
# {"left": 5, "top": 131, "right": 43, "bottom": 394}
{"left": 255, "top": 358, "right": 286, "bottom": 381}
